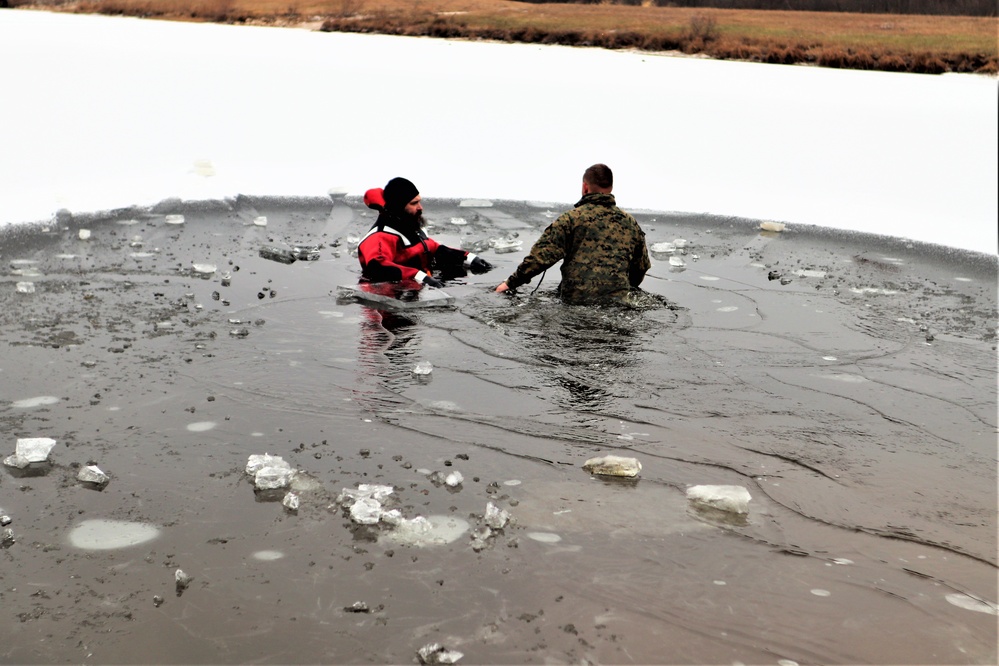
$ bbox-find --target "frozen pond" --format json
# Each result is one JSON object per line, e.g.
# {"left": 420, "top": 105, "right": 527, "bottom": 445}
{"left": 0, "top": 197, "right": 995, "bottom": 663}
{"left": 0, "top": 8, "right": 996, "bottom": 664}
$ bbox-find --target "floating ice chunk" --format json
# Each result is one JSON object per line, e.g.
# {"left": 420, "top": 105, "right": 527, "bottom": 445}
{"left": 526, "top": 531, "right": 561, "bottom": 544}
{"left": 686, "top": 485, "right": 751, "bottom": 514}
{"left": 412, "top": 361, "right": 433, "bottom": 375}
{"left": 246, "top": 453, "right": 296, "bottom": 490}
{"left": 252, "top": 216, "right": 268, "bottom": 226}
{"left": 252, "top": 550, "right": 284, "bottom": 561}
{"left": 673, "top": 238, "right": 689, "bottom": 248}
{"left": 760, "top": 221, "right": 786, "bottom": 232}
{"left": 4, "top": 437, "right": 58, "bottom": 468}
{"left": 78, "top": 465, "right": 110, "bottom": 486}
{"left": 15, "top": 282, "right": 35, "bottom": 294}
{"left": 650, "top": 241, "right": 676, "bottom": 253}
{"left": 175, "top": 569, "right": 193, "bottom": 592}
{"left": 282, "top": 492, "right": 300, "bottom": 511}
{"left": 246, "top": 453, "right": 286, "bottom": 475}
{"left": 444, "top": 471, "right": 463, "bottom": 488}
{"left": 191, "top": 263, "right": 217, "bottom": 274}
{"left": 668, "top": 256, "right": 685, "bottom": 267}
{"left": 582, "top": 454, "right": 642, "bottom": 478}
{"left": 337, "top": 484, "right": 395, "bottom": 507}
{"left": 68, "top": 519, "right": 160, "bottom": 550}
{"left": 484, "top": 502, "right": 510, "bottom": 529}
{"left": 1, "top": 528, "right": 15, "bottom": 548}
{"left": 458, "top": 199, "right": 492, "bottom": 208}
{"left": 328, "top": 186, "right": 349, "bottom": 199}
{"left": 78, "top": 229, "right": 91, "bottom": 240}
{"left": 292, "top": 245, "right": 321, "bottom": 261}
{"left": 259, "top": 246, "right": 297, "bottom": 264}
{"left": 254, "top": 465, "right": 296, "bottom": 490}
{"left": 350, "top": 497, "right": 384, "bottom": 524}
{"left": 165, "top": 214, "right": 185, "bottom": 225}
{"left": 945, "top": 593, "right": 999, "bottom": 615}
{"left": 811, "top": 589, "right": 831, "bottom": 597}
{"left": 186, "top": 421, "right": 216, "bottom": 432}
{"left": 417, "top": 643, "right": 464, "bottom": 665}
{"left": 384, "top": 515, "right": 469, "bottom": 547}
{"left": 449, "top": 217, "right": 468, "bottom": 226}
{"left": 11, "top": 395, "right": 59, "bottom": 409}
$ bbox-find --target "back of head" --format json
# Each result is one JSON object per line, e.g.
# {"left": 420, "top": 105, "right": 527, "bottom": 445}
{"left": 383, "top": 177, "right": 420, "bottom": 212}
{"left": 583, "top": 164, "right": 613, "bottom": 192}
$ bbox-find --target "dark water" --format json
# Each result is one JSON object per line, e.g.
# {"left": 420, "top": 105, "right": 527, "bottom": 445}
{"left": 1, "top": 196, "right": 996, "bottom": 664}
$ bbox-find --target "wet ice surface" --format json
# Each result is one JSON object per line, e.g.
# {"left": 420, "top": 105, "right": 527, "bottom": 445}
{"left": 0, "top": 197, "right": 996, "bottom": 664}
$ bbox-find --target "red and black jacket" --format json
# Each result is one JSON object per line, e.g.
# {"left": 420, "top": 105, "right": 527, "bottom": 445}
{"left": 357, "top": 190, "right": 478, "bottom": 283}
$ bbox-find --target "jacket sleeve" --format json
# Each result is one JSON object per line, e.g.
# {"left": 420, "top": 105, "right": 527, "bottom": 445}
{"left": 504, "top": 214, "right": 570, "bottom": 290}
{"left": 630, "top": 232, "right": 652, "bottom": 288}
{"left": 358, "top": 231, "right": 427, "bottom": 283}
{"left": 425, "top": 239, "right": 472, "bottom": 269}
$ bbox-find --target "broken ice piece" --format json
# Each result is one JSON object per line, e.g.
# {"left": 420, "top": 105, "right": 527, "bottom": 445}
{"left": 444, "top": 471, "right": 463, "bottom": 488}
{"left": 252, "top": 216, "right": 268, "bottom": 226}
{"left": 350, "top": 497, "right": 383, "bottom": 525}
{"left": 254, "top": 465, "right": 296, "bottom": 490}
{"left": 412, "top": 361, "right": 433, "bottom": 375}
{"left": 191, "top": 263, "right": 217, "bottom": 274}
{"left": 484, "top": 502, "right": 510, "bottom": 529}
{"left": 282, "top": 491, "right": 300, "bottom": 512}
{"left": 246, "top": 453, "right": 287, "bottom": 476}
{"left": 4, "top": 437, "right": 58, "bottom": 468}
{"left": 760, "top": 221, "right": 786, "bottom": 232}
{"left": 78, "top": 465, "right": 110, "bottom": 486}
{"left": 336, "top": 484, "right": 395, "bottom": 507}
{"left": 78, "top": 229, "right": 91, "bottom": 240}
{"left": 16, "top": 282, "right": 35, "bottom": 294}
{"left": 292, "top": 245, "right": 321, "bottom": 261}
{"left": 582, "top": 454, "right": 641, "bottom": 478}
{"left": 1, "top": 528, "right": 14, "bottom": 549}
{"left": 259, "top": 246, "right": 297, "bottom": 264}
{"left": 686, "top": 485, "right": 752, "bottom": 515}
{"left": 175, "top": 569, "right": 193, "bottom": 595}
{"left": 417, "top": 643, "right": 464, "bottom": 665}
{"left": 344, "top": 601, "right": 370, "bottom": 613}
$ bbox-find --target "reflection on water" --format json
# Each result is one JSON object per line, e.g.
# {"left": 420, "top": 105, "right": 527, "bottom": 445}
{"left": 0, "top": 197, "right": 995, "bottom": 664}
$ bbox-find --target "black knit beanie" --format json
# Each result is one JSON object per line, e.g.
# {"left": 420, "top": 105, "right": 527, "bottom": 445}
{"left": 383, "top": 177, "right": 419, "bottom": 212}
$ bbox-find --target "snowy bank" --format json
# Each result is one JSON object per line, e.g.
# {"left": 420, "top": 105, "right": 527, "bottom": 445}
{"left": 1, "top": 10, "right": 996, "bottom": 254}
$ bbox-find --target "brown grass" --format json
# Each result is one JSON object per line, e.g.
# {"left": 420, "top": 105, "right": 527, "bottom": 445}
{"left": 11, "top": 0, "right": 998, "bottom": 74}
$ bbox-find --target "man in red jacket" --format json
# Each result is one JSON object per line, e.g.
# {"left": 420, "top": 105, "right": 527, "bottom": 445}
{"left": 358, "top": 177, "right": 492, "bottom": 287}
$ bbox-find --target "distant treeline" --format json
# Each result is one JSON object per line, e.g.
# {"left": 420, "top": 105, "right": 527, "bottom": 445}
{"left": 519, "top": 0, "right": 996, "bottom": 17}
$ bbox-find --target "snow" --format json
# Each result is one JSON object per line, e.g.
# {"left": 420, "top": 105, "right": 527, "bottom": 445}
{"left": 1, "top": 10, "right": 996, "bottom": 255}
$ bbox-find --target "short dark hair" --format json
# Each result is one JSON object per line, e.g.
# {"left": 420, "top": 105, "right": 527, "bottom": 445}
{"left": 583, "top": 164, "right": 613, "bottom": 190}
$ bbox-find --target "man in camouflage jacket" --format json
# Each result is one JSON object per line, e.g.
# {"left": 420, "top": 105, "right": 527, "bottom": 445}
{"left": 495, "top": 164, "right": 651, "bottom": 304}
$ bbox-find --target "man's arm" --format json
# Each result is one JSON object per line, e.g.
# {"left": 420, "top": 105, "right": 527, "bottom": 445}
{"left": 629, "top": 235, "right": 652, "bottom": 288}
{"left": 497, "top": 215, "right": 571, "bottom": 292}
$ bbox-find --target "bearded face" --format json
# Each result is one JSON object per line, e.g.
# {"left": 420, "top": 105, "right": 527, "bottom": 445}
{"left": 401, "top": 196, "right": 424, "bottom": 227}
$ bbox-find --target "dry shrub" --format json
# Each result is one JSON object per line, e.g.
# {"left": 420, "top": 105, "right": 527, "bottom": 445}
{"left": 686, "top": 13, "right": 718, "bottom": 43}
{"left": 910, "top": 53, "right": 947, "bottom": 74}
{"left": 191, "top": 0, "right": 238, "bottom": 22}
{"left": 333, "top": 0, "right": 363, "bottom": 18}
{"left": 875, "top": 53, "right": 908, "bottom": 71}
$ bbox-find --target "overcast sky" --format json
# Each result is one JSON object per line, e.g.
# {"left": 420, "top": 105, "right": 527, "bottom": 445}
{"left": 1, "top": 10, "right": 996, "bottom": 254}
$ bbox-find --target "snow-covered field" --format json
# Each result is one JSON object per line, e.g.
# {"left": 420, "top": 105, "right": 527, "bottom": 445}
{"left": 1, "top": 10, "right": 996, "bottom": 254}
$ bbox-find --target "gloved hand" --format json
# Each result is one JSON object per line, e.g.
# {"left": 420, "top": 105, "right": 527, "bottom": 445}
{"left": 469, "top": 257, "right": 494, "bottom": 274}
{"left": 422, "top": 275, "right": 444, "bottom": 288}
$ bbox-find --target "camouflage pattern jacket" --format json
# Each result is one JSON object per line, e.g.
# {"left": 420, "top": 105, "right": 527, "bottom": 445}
{"left": 504, "top": 193, "right": 651, "bottom": 304}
